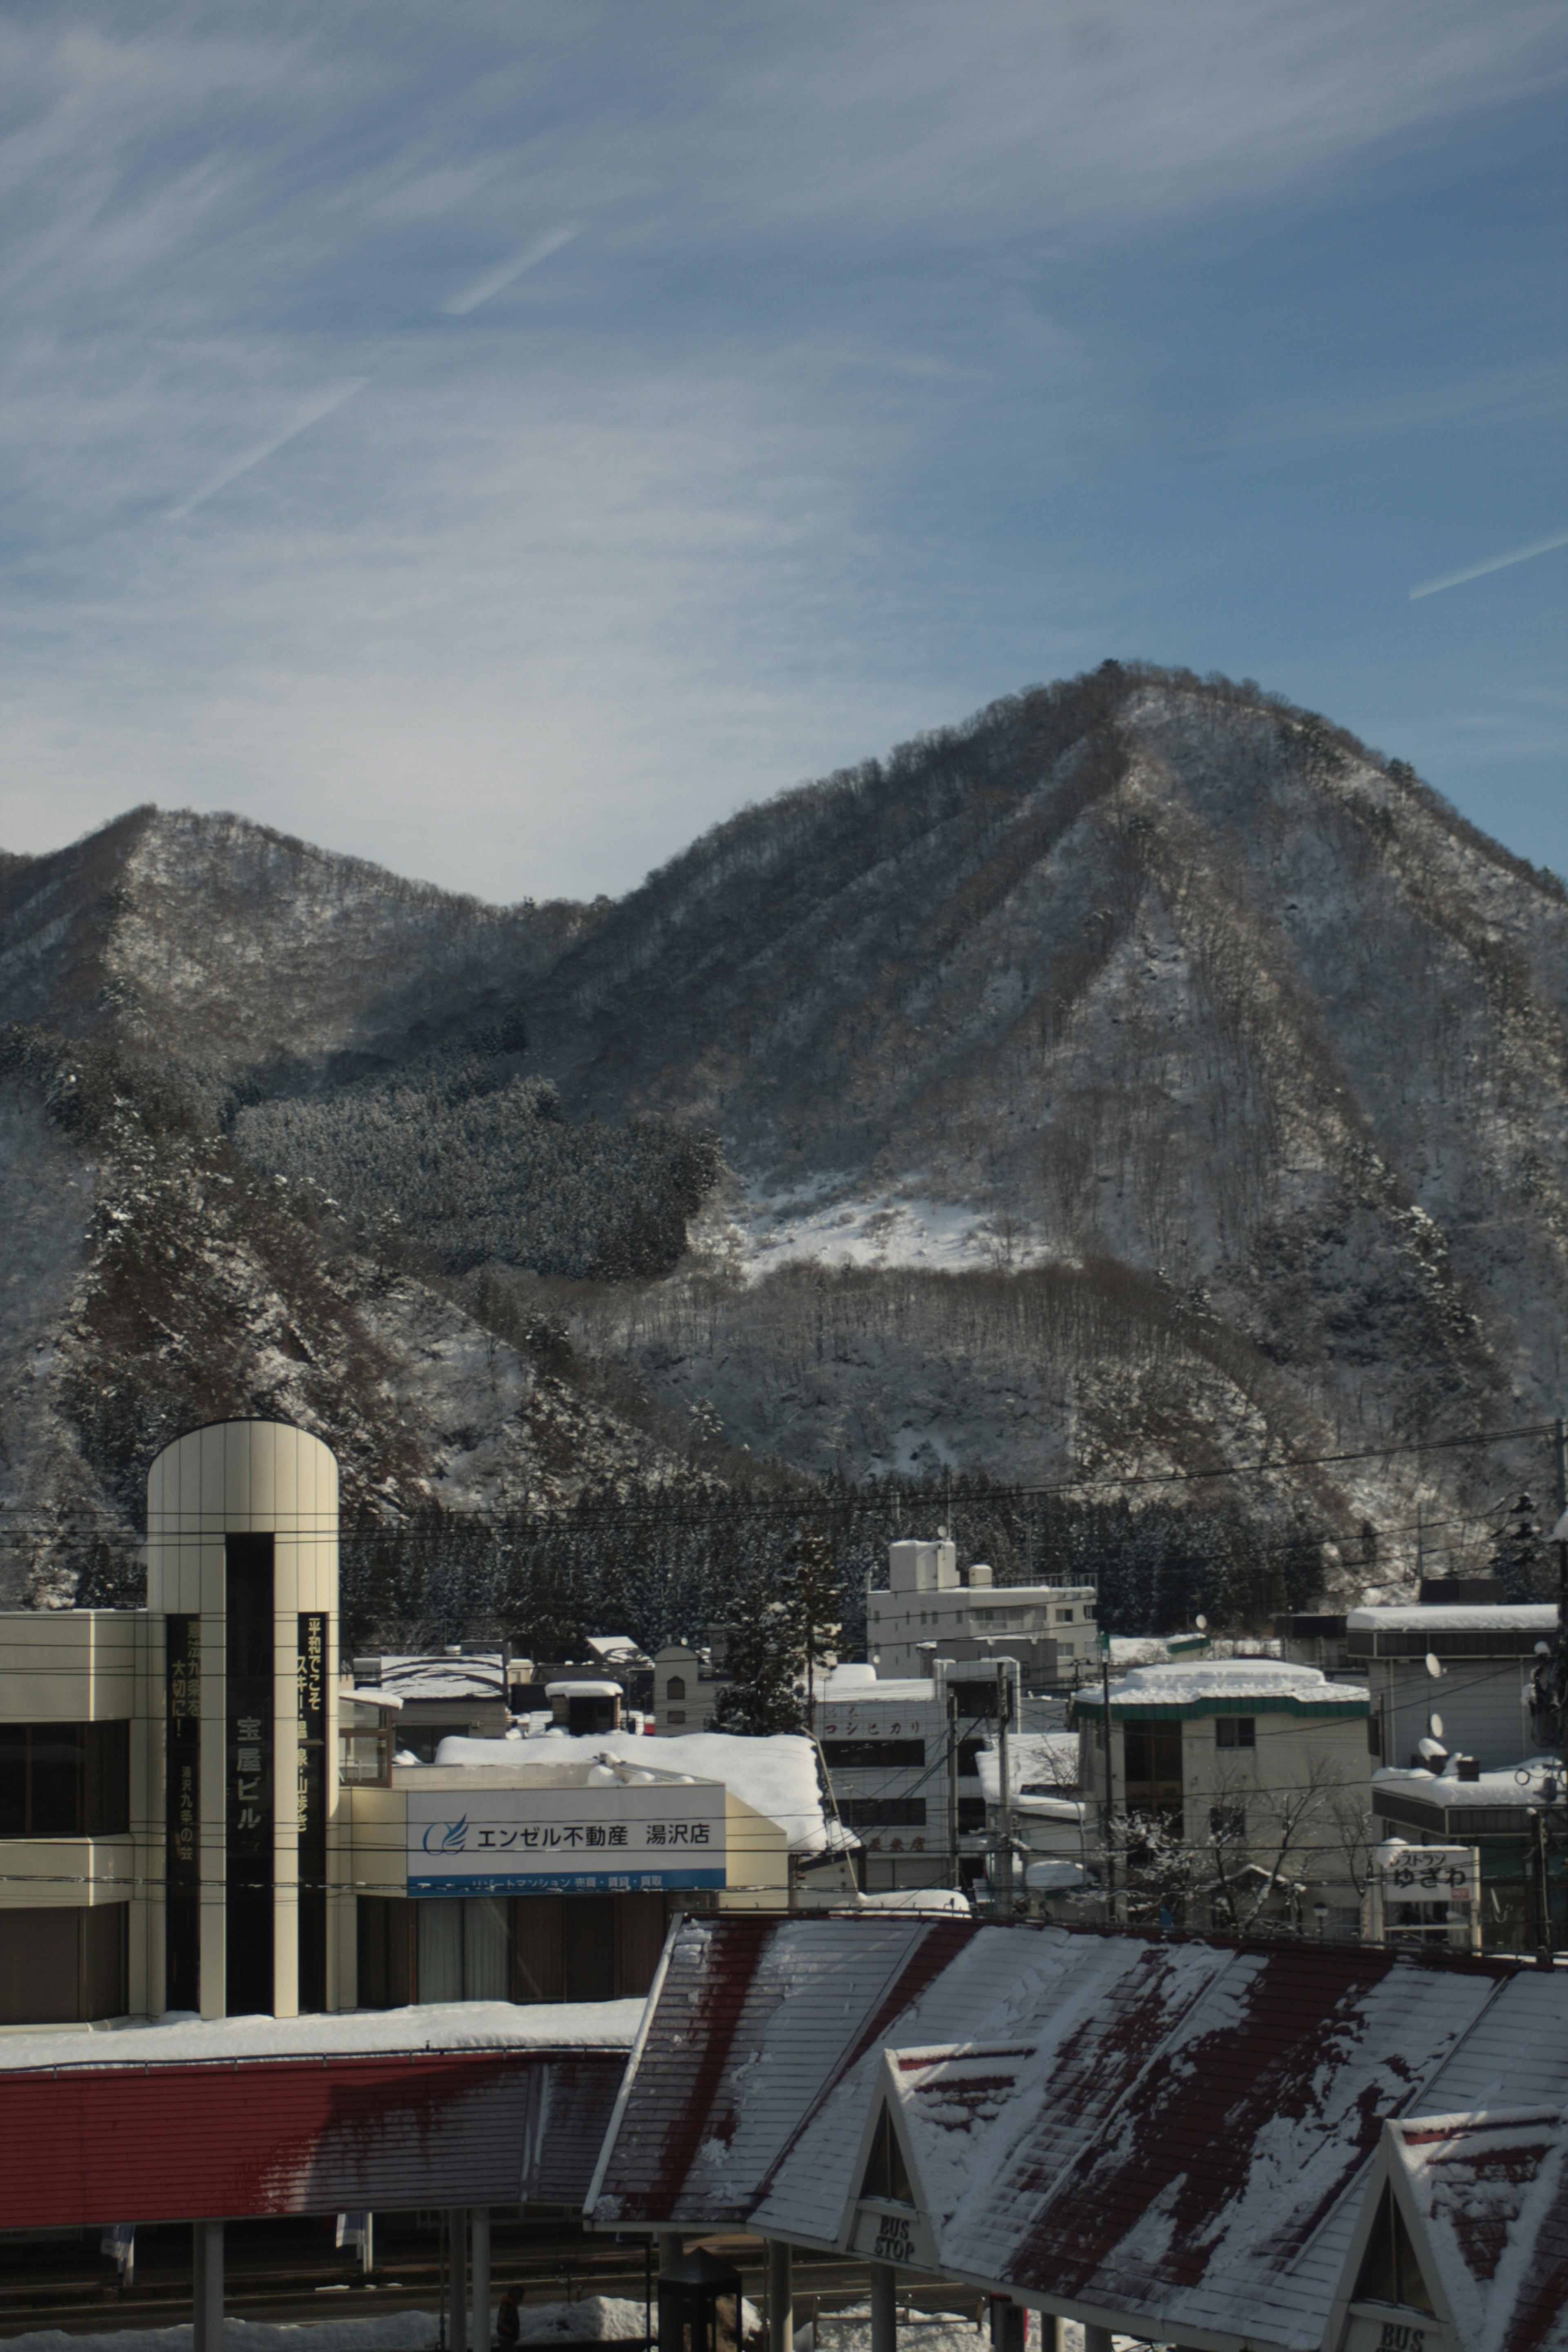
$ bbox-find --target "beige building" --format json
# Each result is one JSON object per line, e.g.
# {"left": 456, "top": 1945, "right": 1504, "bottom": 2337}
{"left": 1074, "top": 1657, "right": 1374, "bottom": 1932}
{"left": 0, "top": 1419, "right": 813, "bottom": 2032}
{"left": 867, "top": 1539, "right": 1096, "bottom": 1682}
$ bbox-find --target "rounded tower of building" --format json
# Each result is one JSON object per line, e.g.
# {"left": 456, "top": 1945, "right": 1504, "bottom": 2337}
{"left": 145, "top": 1421, "right": 340, "bottom": 2020}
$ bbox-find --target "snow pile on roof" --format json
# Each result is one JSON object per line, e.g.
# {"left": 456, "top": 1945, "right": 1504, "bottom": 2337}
{"left": 371, "top": 1654, "right": 505, "bottom": 1703}
{"left": 820, "top": 1663, "right": 880, "bottom": 1694}
{"left": 1348, "top": 1603, "right": 1558, "bottom": 1633}
{"left": 855, "top": 1889, "right": 971, "bottom": 1914}
{"left": 973, "top": 1733, "right": 1079, "bottom": 1806}
{"left": 821, "top": 1675, "right": 935, "bottom": 1705}
{"left": 428, "top": 1729, "right": 830, "bottom": 1853}
{"left": 0, "top": 1998, "right": 646, "bottom": 2074}
{"left": 1094, "top": 1657, "right": 1363, "bottom": 1710}
{"left": 1375, "top": 1757, "right": 1563, "bottom": 1809}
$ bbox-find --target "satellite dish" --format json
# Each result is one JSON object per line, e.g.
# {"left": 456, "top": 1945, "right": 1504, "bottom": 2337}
{"left": 1429, "top": 1713, "right": 1444, "bottom": 1740}
{"left": 1425, "top": 1653, "right": 1443, "bottom": 1680}
{"left": 1195, "top": 1614, "right": 1208, "bottom": 1633}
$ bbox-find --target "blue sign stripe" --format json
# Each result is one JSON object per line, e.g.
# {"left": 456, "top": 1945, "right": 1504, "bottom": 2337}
{"left": 407, "top": 1866, "right": 727, "bottom": 1898}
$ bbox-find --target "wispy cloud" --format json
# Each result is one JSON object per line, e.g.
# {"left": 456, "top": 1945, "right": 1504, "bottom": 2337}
{"left": 1410, "top": 528, "right": 1568, "bottom": 600}
{"left": 167, "top": 379, "right": 370, "bottom": 521}
{"left": 1, "top": 1, "right": 1565, "bottom": 894}
{"left": 442, "top": 227, "right": 577, "bottom": 317}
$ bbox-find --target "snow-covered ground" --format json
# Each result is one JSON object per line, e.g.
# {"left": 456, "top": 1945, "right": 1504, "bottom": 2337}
{"left": 800, "top": 2307, "right": 1135, "bottom": 2352}
{"left": 737, "top": 1182, "right": 1029, "bottom": 1281}
{"left": 0, "top": 2295, "right": 653, "bottom": 2352}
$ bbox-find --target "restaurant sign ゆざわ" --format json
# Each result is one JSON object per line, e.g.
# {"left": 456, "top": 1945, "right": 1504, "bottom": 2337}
{"left": 406, "top": 1780, "right": 727, "bottom": 1895}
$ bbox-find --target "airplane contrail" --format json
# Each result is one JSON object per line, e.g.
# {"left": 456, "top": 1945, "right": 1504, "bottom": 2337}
{"left": 169, "top": 379, "right": 370, "bottom": 521}
{"left": 443, "top": 226, "right": 577, "bottom": 317}
{"left": 1410, "top": 527, "right": 1568, "bottom": 600}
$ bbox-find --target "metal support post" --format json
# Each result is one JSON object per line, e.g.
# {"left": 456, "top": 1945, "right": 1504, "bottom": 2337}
{"left": 192, "top": 2222, "right": 223, "bottom": 2352}
{"left": 1038, "top": 2319, "right": 1064, "bottom": 2352}
{"left": 472, "top": 2207, "right": 490, "bottom": 2352}
{"left": 768, "top": 2241, "right": 793, "bottom": 2352}
{"left": 988, "top": 2298, "right": 1024, "bottom": 2352}
{"left": 447, "top": 2210, "right": 468, "bottom": 2352}
{"left": 870, "top": 2262, "right": 897, "bottom": 2352}
{"left": 656, "top": 2233, "right": 684, "bottom": 2271}
{"left": 1082, "top": 2327, "right": 1114, "bottom": 2352}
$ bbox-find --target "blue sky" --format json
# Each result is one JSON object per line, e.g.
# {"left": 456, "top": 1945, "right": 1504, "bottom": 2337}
{"left": 3, "top": 2, "right": 1564, "bottom": 901}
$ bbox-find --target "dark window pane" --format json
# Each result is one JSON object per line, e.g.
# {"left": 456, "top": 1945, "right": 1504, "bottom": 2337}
{"left": 84, "top": 1722, "right": 130, "bottom": 1837}
{"left": 613, "top": 1893, "right": 667, "bottom": 1998}
{"left": 561, "top": 1896, "right": 615, "bottom": 2002}
{"left": 1237, "top": 1718, "right": 1256, "bottom": 1747}
{"left": 512, "top": 1897, "right": 564, "bottom": 2002}
{"left": 83, "top": 1906, "right": 127, "bottom": 2021}
{"left": 822, "top": 1740, "right": 925, "bottom": 1768}
{"left": 29, "top": 1727, "right": 82, "bottom": 1836}
{"left": 0, "top": 1908, "right": 82, "bottom": 2025}
{"left": 840, "top": 1798, "right": 927, "bottom": 1829}
{"left": 0, "top": 1728, "right": 25, "bottom": 1838}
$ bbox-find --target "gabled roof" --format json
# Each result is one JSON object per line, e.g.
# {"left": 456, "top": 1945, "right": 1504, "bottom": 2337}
{"left": 589, "top": 1915, "right": 1568, "bottom": 2352}
{"left": 1390, "top": 2108, "right": 1568, "bottom": 2352}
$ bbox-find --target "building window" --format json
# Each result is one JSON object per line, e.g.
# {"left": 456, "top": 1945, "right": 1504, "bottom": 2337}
{"left": 821, "top": 1739, "right": 925, "bottom": 1768}
{"left": 1215, "top": 1718, "right": 1256, "bottom": 1749}
{"left": 1123, "top": 1720, "right": 1183, "bottom": 1808}
{"left": 0, "top": 1723, "right": 130, "bottom": 1837}
{"left": 957, "top": 1797, "right": 988, "bottom": 1833}
{"left": 0, "top": 1905, "right": 127, "bottom": 2025}
{"left": 666, "top": 1708, "right": 686, "bottom": 1725}
{"left": 840, "top": 1798, "right": 927, "bottom": 1829}
{"left": 1056, "top": 1609, "right": 1074, "bottom": 1623}
{"left": 417, "top": 1895, "right": 511, "bottom": 2004}
{"left": 665, "top": 1676, "right": 686, "bottom": 1701}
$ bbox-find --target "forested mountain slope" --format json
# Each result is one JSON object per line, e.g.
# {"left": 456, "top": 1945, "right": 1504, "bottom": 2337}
{"left": 528, "top": 665, "right": 1568, "bottom": 1528}
{"left": 3, "top": 662, "right": 1565, "bottom": 1613}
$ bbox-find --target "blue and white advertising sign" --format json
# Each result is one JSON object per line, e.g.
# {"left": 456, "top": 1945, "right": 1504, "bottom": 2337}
{"left": 407, "top": 1781, "right": 727, "bottom": 1895}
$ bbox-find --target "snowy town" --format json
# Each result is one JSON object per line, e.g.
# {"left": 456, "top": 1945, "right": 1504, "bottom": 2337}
{"left": 0, "top": 1420, "right": 1562, "bottom": 2352}
{"left": 4, "top": 8, "right": 1566, "bottom": 2351}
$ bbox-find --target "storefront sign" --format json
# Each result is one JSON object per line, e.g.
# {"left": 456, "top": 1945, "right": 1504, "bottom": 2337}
{"left": 407, "top": 1780, "right": 727, "bottom": 1895}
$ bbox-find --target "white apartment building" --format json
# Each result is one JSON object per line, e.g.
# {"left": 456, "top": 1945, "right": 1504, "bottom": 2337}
{"left": 812, "top": 1657, "right": 1020, "bottom": 1894}
{"left": 866, "top": 1538, "right": 1096, "bottom": 1681}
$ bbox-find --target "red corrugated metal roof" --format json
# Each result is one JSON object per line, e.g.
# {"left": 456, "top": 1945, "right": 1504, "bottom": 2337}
{"left": 591, "top": 1914, "right": 1564, "bottom": 2352}
{"left": 0, "top": 2049, "right": 624, "bottom": 2229}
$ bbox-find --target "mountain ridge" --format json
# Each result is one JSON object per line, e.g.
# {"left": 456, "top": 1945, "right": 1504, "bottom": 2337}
{"left": 4, "top": 660, "right": 1566, "bottom": 1610}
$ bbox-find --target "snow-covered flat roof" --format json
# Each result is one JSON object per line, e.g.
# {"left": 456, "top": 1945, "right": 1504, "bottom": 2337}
{"left": 820, "top": 1676, "right": 935, "bottom": 1705}
{"left": 1081, "top": 1657, "right": 1366, "bottom": 1712}
{"left": 423, "top": 1728, "right": 830, "bottom": 1854}
{"left": 1374, "top": 1757, "right": 1561, "bottom": 1811}
{"left": 368, "top": 1654, "right": 507, "bottom": 1704}
{"left": 0, "top": 1996, "right": 646, "bottom": 2074}
{"left": 973, "top": 1733, "right": 1079, "bottom": 1806}
{"left": 1348, "top": 1603, "right": 1557, "bottom": 1633}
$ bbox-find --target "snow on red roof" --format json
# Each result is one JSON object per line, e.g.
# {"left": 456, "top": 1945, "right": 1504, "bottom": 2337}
{"left": 1392, "top": 2107, "right": 1568, "bottom": 2352}
{"left": 590, "top": 1915, "right": 1565, "bottom": 2351}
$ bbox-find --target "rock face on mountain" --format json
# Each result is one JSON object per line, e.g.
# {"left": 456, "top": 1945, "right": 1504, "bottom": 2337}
{"left": 3, "top": 662, "right": 1566, "bottom": 1605}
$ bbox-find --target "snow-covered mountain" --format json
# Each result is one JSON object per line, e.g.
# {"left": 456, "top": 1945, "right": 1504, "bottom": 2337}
{"left": 4, "top": 662, "right": 1566, "bottom": 1605}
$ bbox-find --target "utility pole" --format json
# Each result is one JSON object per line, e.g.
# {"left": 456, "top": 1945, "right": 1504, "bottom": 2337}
{"left": 946, "top": 1689, "right": 960, "bottom": 1893}
{"left": 1100, "top": 1647, "right": 1116, "bottom": 1927}
{"left": 996, "top": 1661, "right": 1013, "bottom": 1918}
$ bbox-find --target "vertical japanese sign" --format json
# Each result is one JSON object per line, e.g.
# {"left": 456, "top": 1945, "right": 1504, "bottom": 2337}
{"left": 164, "top": 1615, "right": 201, "bottom": 2010}
{"left": 296, "top": 1612, "right": 327, "bottom": 2008}
{"left": 225, "top": 1533, "right": 275, "bottom": 2016}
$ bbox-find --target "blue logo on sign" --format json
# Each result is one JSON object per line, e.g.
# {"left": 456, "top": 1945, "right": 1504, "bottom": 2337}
{"left": 422, "top": 1817, "right": 470, "bottom": 1853}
